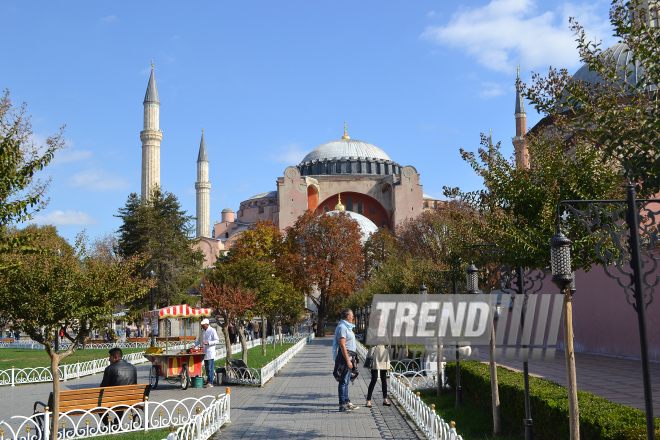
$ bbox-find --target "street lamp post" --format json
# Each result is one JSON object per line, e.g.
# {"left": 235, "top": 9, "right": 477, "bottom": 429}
{"left": 552, "top": 182, "right": 658, "bottom": 440}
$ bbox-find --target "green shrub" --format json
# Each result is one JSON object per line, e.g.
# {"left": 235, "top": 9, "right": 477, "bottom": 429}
{"left": 444, "top": 361, "right": 659, "bottom": 440}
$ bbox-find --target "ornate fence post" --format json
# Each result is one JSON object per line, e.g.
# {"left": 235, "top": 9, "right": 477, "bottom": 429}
{"left": 10, "top": 366, "right": 14, "bottom": 387}
{"left": 143, "top": 396, "right": 149, "bottom": 433}
{"left": 44, "top": 406, "right": 50, "bottom": 440}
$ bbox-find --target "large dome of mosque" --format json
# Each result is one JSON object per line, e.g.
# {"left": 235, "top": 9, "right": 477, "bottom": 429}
{"left": 325, "top": 210, "right": 379, "bottom": 243}
{"left": 298, "top": 129, "right": 402, "bottom": 177}
{"left": 301, "top": 138, "right": 392, "bottom": 163}
{"left": 571, "top": 42, "right": 657, "bottom": 91}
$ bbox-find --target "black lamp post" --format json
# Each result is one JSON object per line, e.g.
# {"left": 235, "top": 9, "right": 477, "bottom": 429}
{"left": 419, "top": 281, "right": 428, "bottom": 296}
{"left": 553, "top": 183, "right": 657, "bottom": 440}
{"left": 466, "top": 262, "right": 480, "bottom": 294}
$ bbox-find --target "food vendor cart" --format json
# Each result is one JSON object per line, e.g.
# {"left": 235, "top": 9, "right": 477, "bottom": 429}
{"left": 141, "top": 305, "right": 212, "bottom": 390}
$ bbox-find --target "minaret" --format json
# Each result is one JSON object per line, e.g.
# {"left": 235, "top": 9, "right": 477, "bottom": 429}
{"left": 141, "top": 61, "right": 163, "bottom": 199}
{"left": 512, "top": 66, "right": 529, "bottom": 168}
{"left": 195, "top": 129, "right": 211, "bottom": 238}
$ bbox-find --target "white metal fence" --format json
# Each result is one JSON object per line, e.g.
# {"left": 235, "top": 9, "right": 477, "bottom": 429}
{"left": 389, "top": 374, "right": 462, "bottom": 440}
{"left": 0, "top": 394, "right": 230, "bottom": 440}
{"left": 163, "top": 392, "right": 230, "bottom": 440}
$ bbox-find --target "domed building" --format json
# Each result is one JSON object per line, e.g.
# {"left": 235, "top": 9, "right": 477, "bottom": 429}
{"left": 194, "top": 123, "right": 425, "bottom": 267}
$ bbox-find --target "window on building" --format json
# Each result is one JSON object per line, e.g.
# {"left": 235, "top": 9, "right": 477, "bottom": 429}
{"left": 357, "top": 201, "right": 363, "bottom": 213}
{"left": 324, "top": 206, "right": 330, "bottom": 212}
{"left": 381, "top": 219, "right": 388, "bottom": 228}
{"left": 346, "top": 197, "right": 353, "bottom": 211}
{"left": 370, "top": 205, "right": 375, "bottom": 214}
{"left": 258, "top": 206, "right": 264, "bottom": 214}
{"left": 225, "top": 232, "right": 229, "bottom": 238}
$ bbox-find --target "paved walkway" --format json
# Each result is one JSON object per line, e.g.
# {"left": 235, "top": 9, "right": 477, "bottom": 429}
{"left": 476, "top": 347, "right": 660, "bottom": 411}
{"left": 0, "top": 339, "right": 423, "bottom": 440}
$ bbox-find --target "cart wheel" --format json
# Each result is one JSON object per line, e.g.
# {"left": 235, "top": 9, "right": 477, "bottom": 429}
{"left": 180, "top": 368, "right": 190, "bottom": 390}
{"left": 149, "top": 365, "right": 159, "bottom": 389}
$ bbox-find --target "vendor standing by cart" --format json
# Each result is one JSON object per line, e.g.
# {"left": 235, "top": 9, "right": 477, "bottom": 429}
{"left": 194, "top": 318, "right": 219, "bottom": 388}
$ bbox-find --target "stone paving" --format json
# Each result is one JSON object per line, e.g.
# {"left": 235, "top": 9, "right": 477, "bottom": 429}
{"left": 475, "top": 347, "right": 660, "bottom": 411}
{"left": 0, "top": 339, "right": 423, "bottom": 440}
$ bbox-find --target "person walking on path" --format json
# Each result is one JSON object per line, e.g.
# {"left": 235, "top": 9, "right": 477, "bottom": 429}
{"left": 333, "top": 308, "right": 359, "bottom": 413}
{"left": 194, "top": 318, "right": 218, "bottom": 388}
{"left": 254, "top": 321, "right": 260, "bottom": 340}
{"left": 365, "top": 344, "right": 391, "bottom": 408}
{"left": 247, "top": 320, "right": 254, "bottom": 340}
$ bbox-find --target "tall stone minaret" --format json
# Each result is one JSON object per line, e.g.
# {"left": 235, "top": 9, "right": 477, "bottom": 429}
{"left": 141, "top": 61, "right": 162, "bottom": 199}
{"left": 512, "top": 66, "right": 529, "bottom": 168}
{"left": 195, "top": 129, "right": 211, "bottom": 238}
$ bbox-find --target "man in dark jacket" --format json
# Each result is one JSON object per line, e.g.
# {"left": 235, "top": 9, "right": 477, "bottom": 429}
{"left": 100, "top": 348, "right": 137, "bottom": 387}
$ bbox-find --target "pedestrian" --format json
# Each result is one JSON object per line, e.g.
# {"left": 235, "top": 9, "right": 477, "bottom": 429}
{"left": 14, "top": 330, "right": 20, "bottom": 341}
{"left": 193, "top": 318, "right": 218, "bottom": 388}
{"left": 254, "top": 321, "right": 260, "bottom": 340}
{"left": 365, "top": 344, "right": 392, "bottom": 408}
{"left": 312, "top": 319, "right": 317, "bottom": 335}
{"left": 100, "top": 347, "right": 138, "bottom": 425}
{"left": 332, "top": 308, "right": 359, "bottom": 412}
{"left": 126, "top": 327, "right": 131, "bottom": 339}
{"left": 228, "top": 325, "right": 236, "bottom": 344}
{"left": 247, "top": 320, "right": 254, "bottom": 341}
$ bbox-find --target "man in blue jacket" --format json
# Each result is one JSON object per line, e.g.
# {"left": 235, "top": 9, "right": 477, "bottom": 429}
{"left": 333, "top": 308, "right": 359, "bottom": 413}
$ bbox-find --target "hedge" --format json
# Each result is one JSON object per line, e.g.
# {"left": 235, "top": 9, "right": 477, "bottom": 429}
{"left": 444, "top": 361, "right": 659, "bottom": 440}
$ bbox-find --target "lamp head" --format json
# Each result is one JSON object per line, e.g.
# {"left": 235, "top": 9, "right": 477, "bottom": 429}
{"left": 419, "top": 281, "right": 428, "bottom": 295}
{"left": 466, "top": 262, "right": 479, "bottom": 294}
{"left": 550, "top": 231, "right": 573, "bottom": 290}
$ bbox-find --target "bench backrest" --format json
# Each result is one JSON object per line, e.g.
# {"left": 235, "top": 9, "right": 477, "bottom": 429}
{"left": 49, "top": 384, "right": 151, "bottom": 413}
{"left": 1, "top": 338, "right": 14, "bottom": 343}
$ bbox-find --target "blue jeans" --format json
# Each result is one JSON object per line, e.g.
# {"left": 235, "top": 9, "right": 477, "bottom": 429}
{"left": 338, "top": 369, "right": 351, "bottom": 405}
{"left": 204, "top": 359, "right": 215, "bottom": 385}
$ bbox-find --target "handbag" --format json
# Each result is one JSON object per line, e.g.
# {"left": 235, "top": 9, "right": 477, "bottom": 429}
{"left": 364, "top": 353, "right": 373, "bottom": 369}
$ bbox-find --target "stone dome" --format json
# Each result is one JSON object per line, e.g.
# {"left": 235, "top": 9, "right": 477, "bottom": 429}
{"left": 325, "top": 210, "right": 379, "bottom": 243}
{"left": 301, "top": 139, "right": 391, "bottom": 163}
{"left": 221, "top": 206, "right": 234, "bottom": 213}
{"left": 571, "top": 42, "right": 657, "bottom": 91}
{"left": 298, "top": 138, "right": 402, "bottom": 177}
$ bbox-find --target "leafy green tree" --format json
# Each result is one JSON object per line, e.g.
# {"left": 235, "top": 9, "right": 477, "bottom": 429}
{"left": 115, "top": 189, "right": 205, "bottom": 316}
{"left": 523, "top": 0, "right": 660, "bottom": 196}
{"left": 0, "top": 90, "right": 66, "bottom": 269}
{"left": 0, "top": 225, "right": 148, "bottom": 440}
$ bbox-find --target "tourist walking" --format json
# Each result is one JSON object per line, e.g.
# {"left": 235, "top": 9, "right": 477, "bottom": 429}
{"left": 247, "top": 320, "right": 254, "bottom": 340}
{"left": 333, "top": 308, "right": 359, "bottom": 412}
{"left": 254, "top": 321, "right": 260, "bottom": 339}
{"left": 194, "top": 318, "right": 219, "bottom": 388}
{"left": 365, "top": 344, "right": 391, "bottom": 408}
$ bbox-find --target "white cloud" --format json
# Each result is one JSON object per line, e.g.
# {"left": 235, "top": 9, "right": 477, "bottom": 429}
{"left": 421, "top": 0, "right": 613, "bottom": 73}
{"left": 479, "top": 82, "right": 506, "bottom": 98}
{"left": 427, "top": 11, "right": 437, "bottom": 17}
{"left": 100, "top": 15, "right": 117, "bottom": 23}
{"left": 270, "top": 143, "right": 307, "bottom": 164}
{"left": 31, "top": 210, "right": 98, "bottom": 226}
{"left": 69, "top": 169, "right": 130, "bottom": 191}
{"left": 51, "top": 149, "right": 92, "bottom": 166}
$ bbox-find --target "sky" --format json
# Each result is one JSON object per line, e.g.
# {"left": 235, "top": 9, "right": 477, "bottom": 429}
{"left": 1, "top": 0, "right": 616, "bottom": 243}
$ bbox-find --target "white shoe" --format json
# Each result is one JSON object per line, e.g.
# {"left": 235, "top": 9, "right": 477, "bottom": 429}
{"left": 207, "top": 383, "right": 213, "bottom": 388}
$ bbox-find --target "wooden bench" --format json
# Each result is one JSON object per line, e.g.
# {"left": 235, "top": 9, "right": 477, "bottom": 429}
{"left": 1, "top": 337, "right": 15, "bottom": 343}
{"left": 33, "top": 384, "right": 151, "bottom": 415}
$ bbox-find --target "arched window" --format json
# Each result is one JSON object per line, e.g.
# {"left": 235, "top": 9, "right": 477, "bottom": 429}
{"left": 357, "top": 201, "right": 363, "bottom": 214}
{"left": 370, "top": 205, "right": 375, "bottom": 214}
{"left": 346, "top": 197, "right": 353, "bottom": 212}
{"left": 324, "top": 206, "right": 330, "bottom": 212}
{"left": 381, "top": 219, "right": 388, "bottom": 228}
{"left": 225, "top": 232, "right": 229, "bottom": 238}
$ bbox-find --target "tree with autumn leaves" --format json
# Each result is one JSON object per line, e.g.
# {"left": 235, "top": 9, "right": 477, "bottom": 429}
{"left": 282, "top": 211, "right": 364, "bottom": 338}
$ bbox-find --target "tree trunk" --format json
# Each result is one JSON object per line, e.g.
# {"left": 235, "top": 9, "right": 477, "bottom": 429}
{"left": 222, "top": 322, "right": 232, "bottom": 359}
{"left": 278, "top": 324, "right": 282, "bottom": 346}
{"left": 563, "top": 289, "right": 580, "bottom": 440}
{"left": 316, "top": 296, "right": 325, "bottom": 338}
{"left": 271, "top": 319, "right": 276, "bottom": 350}
{"left": 489, "top": 324, "right": 501, "bottom": 435}
{"left": 261, "top": 315, "right": 266, "bottom": 356}
{"left": 436, "top": 338, "right": 443, "bottom": 397}
{"left": 44, "top": 344, "right": 61, "bottom": 440}
{"left": 237, "top": 322, "right": 248, "bottom": 365}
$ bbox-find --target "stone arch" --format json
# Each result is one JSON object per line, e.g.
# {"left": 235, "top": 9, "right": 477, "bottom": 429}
{"left": 316, "top": 192, "right": 391, "bottom": 230}
{"left": 307, "top": 185, "right": 319, "bottom": 211}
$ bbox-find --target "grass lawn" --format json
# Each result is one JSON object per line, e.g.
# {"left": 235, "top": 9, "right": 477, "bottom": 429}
{"left": 0, "top": 348, "right": 145, "bottom": 370}
{"left": 93, "top": 428, "right": 169, "bottom": 440}
{"left": 418, "top": 389, "right": 524, "bottom": 440}
{"left": 217, "top": 342, "right": 294, "bottom": 369}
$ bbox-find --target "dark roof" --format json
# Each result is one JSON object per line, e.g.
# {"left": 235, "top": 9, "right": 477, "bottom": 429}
{"left": 198, "top": 132, "right": 208, "bottom": 162}
{"left": 144, "top": 68, "right": 159, "bottom": 104}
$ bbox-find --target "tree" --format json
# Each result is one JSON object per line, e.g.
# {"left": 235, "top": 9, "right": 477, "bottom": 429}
{"left": 452, "top": 132, "right": 624, "bottom": 438}
{"left": 0, "top": 90, "right": 66, "bottom": 270}
{"left": 199, "top": 282, "right": 256, "bottom": 363}
{"left": 115, "top": 189, "right": 205, "bottom": 316}
{"left": 523, "top": 0, "right": 660, "bottom": 196}
{"left": 282, "top": 210, "right": 363, "bottom": 337}
{"left": 0, "top": 225, "right": 148, "bottom": 440}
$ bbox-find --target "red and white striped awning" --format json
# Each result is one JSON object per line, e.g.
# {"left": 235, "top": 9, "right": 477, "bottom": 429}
{"left": 141, "top": 305, "right": 213, "bottom": 320}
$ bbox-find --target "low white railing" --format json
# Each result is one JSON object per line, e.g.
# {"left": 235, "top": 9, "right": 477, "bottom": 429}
{"left": 220, "top": 334, "right": 314, "bottom": 387}
{"left": 164, "top": 392, "right": 231, "bottom": 440}
{"left": 389, "top": 374, "right": 462, "bottom": 440}
{"left": 0, "top": 394, "right": 230, "bottom": 440}
{"left": 0, "top": 341, "right": 194, "bottom": 350}
{"left": 0, "top": 344, "right": 191, "bottom": 387}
